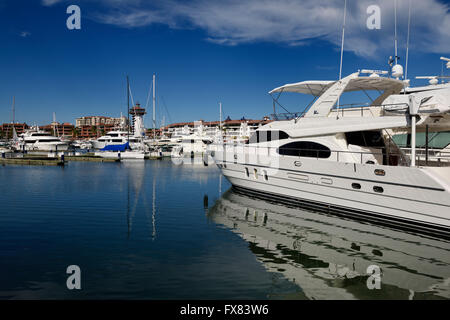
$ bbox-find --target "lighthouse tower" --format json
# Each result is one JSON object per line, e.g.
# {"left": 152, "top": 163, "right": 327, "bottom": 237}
{"left": 129, "top": 103, "right": 147, "bottom": 137}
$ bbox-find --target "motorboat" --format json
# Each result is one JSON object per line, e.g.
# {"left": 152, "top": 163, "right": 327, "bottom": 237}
{"left": 210, "top": 70, "right": 450, "bottom": 238}
{"left": 91, "top": 131, "right": 143, "bottom": 150}
{"left": 71, "top": 140, "right": 92, "bottom": 150}
{"left": 17, "top": 127, "right": 69, "bottom": 151}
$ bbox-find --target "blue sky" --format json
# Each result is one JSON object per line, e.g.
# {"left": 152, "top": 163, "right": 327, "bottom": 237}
{"left": 1, "top": 0, "right": 449, "bottom": 126}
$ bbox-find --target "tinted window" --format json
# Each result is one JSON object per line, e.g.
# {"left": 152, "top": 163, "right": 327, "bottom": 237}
{"left": 248, "top": 131, "right": 289, "bottom": 144}
{"left": 345, "top": 131, "right": 385, "bottom": 148}
{"left": 277, "top": 141, "right": 331, "bottom": 158}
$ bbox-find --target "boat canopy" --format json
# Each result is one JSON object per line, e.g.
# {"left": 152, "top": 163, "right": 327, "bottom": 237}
{"left": 101, "top": 142, "right": 130, "bottom": 152}
{"left": 269, "top": 76, "right": 405, "bottom": 96}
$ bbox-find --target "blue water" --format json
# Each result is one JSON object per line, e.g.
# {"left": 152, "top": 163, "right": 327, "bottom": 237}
{"left": 1, "top": 159, "right": 449, "bottom": 299}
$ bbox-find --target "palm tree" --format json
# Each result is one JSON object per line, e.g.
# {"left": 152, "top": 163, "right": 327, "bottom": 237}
{"left": 71, "top": 127, "right": 80, "bottom": 138}
{"left": 90, "top": 126, "right": 97, "bottom": 138}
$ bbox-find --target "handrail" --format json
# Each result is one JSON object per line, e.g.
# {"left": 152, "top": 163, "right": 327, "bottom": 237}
{"left": 270, "top": 102, "right": 409, "bottom": 120}
{"left": 210, "top": 143, "right": 450, "bottom": 167}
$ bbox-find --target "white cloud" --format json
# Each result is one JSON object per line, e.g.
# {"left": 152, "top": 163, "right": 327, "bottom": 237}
{"left": 41, "top": 0, "right": 62, "bottom": 6}
{"left": 45, "top": 0, "right": 450, "bottom": 57}
{"left": 20, "top": 31, "right": 31, "bottom": 37}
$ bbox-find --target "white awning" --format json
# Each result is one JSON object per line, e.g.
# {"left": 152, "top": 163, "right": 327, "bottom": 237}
{"left": 269, "top": 77, "right": 404, "bottom": 96}
{"left": 269, "top": 81, "right": 334, "bottom": 96}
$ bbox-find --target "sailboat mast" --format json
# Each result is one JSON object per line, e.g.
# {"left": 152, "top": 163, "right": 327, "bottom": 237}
{"left": 153, "top": 74, "right": 156, "bottom": 139}
{"left": 12, "top": 96, "right": 15, "bottom": 124}
{"left": 219, "top": 102, "right": 223, "bottom": 141}
{"left": 127, "top": 75, "right": 130, "bottom": 143}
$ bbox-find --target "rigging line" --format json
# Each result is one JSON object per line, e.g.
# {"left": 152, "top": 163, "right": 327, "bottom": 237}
{"left": 129, "top": 84, "right": 135, "bottom": 108}
{"left": 337, "top": 0, "right": 347, "bottom": 115}
{"left": 145, "top": 82, "right": 153, "bottom": 110}
{"left": 160, "top": 96, "right": 173, "bottom": 124}
{"left": 405, "top": 0, "right": 411, "bottom": 80}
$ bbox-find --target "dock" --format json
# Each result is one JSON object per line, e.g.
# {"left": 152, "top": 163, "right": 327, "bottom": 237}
{"left": 0, "top": 157, "right": 64, "bottom": 166}
{"left": 63, "top": 155, "right": 120, "bottom": 162}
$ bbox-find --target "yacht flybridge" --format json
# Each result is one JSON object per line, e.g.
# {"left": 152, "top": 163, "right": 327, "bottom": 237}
{"left": 210, "top": 70, "right": 450, "bottom": 238}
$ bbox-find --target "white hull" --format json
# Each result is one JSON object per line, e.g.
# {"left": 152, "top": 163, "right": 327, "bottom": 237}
{"left": 213, "top": 151, "right": 450, "bottom": 237}
{"left": 23, "top": 143, "right": 69, "bottom": 151}
{"left": 94, "top": 151, "right": 145, "bottom": 159}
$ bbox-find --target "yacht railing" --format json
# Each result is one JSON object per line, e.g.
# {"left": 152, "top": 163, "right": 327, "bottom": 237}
{"left": 270, "top": 103, "right": 409, "bottom": 121}
{"left": 212, "top": 144, "right": 450, "bottom": 167}
{"left": 400, "top": 147, "right": 450, "bottom": 166}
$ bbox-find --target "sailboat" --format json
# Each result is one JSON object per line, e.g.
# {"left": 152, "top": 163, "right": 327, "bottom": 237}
{"left": 95, "top": 76, "right": 148, "bottom": 160}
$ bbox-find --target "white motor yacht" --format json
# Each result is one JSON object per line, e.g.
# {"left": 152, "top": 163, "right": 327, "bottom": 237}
{"left": 211, "top": 70, "right": 450, "bottom": 238}
{"left": 91, "top": 131, "right": 143, "bottom": 150}
{"left": 173, "top": 133, "right": 214, "bottom": 158}
{"left": 18, "top": 127, "right": 69, "bottom": 151}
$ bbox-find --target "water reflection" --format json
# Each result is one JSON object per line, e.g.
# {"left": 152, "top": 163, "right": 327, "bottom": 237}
{"left": 208, "top": 190, "right": 450, "bottom": 300}
{"left": 122, "top": 161, "right": 157, "bottom": 240}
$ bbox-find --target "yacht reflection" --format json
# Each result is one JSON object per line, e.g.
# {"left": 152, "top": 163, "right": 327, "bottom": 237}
{"left": 123, "top": 161, "right": 157, "bottom": 240}
{"left": 209, "top": 190, "right": 450, "bottom": 300}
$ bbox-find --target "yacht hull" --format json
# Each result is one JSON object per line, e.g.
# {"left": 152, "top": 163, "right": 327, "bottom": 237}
{"left": 213, "top": 154, "right": 450, "bottom": 239}
{"left": 24, "top": 143, "right": 69, "bottom": 151}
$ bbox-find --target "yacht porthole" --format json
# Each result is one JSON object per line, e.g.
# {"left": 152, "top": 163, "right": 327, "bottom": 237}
{"left": 374, "top": 169, "right": 386, "bottom": 176}
{"left": 254, "top": 169, "right": 258, "bottom": 179}
{"left": 263, "top": 170, "right": 268, "bottom": 181}
{"left": 373, "top": 186, "right": 384, "bottom": 193}
{"left": 245, "top": 167, "right": 249, "bottom": 177}
{"left": 352, "top": 183, "right": 361, "bottom": 190}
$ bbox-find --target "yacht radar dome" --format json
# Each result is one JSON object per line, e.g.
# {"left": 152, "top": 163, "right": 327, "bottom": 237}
{"left": 416, "top": 76, "right": 440, "bottom": 85}
{"left": 440, "top": 56, "right": 450, "bottom": 69}
{"left": 391, "top": 64, "right": 404, "bottom": 79}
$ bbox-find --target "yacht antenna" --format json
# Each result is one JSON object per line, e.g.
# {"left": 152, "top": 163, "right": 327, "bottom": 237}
{"left": 404, "top": 0, "right": 411, "bottom": 81}
{"left": 337, "top": 0, "right": 347, "bottom": 117}
{"left": 394, "top": 0, "right": 398, "bottom": 66}
{"left": 338, "top": 0, "right": 347, "bottom": 82}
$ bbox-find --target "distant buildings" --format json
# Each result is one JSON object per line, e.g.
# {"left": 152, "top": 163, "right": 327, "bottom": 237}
{"left": 162, "top": 118, "right": 271, "bottom": 134}
{"left": 1, "top": 114, "right": 272, "bottom": 140}
{"left": 75, "top": 115, "right": 127, "bottom": 128}
{"left": 74, "top": 115, "right": 128, "bottom": 139}
{"left": 0, "top": 123, "right": 29, "bottom": 138}
{"left": 39, "top": 122, "right": 74, "bottom": 138}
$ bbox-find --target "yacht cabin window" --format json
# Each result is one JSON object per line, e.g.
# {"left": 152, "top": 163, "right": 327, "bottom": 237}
{"left": 277, "top": 141, "right": 331, "bottom": 158}
{"left": 345, "top": 131, "right": 385, "bottom": 148}
{"left": 247, "top": 131, "right": 289, "bottom": 144}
